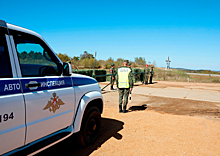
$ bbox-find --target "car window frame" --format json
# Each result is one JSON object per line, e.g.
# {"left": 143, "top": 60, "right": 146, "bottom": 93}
{"left": 0, "top": 27, "right": 14, "bottom": 78}
{"left": 8, "top": 29, "right": 62, "bottom": 77}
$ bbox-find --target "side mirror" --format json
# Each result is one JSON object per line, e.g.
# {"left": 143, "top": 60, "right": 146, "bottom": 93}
{"left": 57, "top": 62, "right": 63, "bottom": 76}
{"left": 63, "top": 62, "right": 72, "bottom": 76}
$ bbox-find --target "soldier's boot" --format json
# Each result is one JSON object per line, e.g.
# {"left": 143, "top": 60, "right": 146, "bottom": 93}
{"left": 123, "top": 106, "right": 127, "bottom": 113}
{"left": 111, "top": 86, "right": 114, "bottom": 90}
{"left": 119, "top": 105, "right": 122, "bottom": 113}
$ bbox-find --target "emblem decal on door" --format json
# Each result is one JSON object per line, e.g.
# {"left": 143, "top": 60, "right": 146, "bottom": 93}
{"left": 43, "top": 92, "right": 65, "bottom": 113}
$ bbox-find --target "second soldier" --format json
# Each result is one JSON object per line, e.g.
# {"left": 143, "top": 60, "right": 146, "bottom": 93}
{"left": 144, "top": 64, "right": 150, "bottom": 85}
{"left": 110, "top": 63, "right": 116, "bottom": 90}
{"left": 149, "top": 66, "right": 154, "bottom": 84}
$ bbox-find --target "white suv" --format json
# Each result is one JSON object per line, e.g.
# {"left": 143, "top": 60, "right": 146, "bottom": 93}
{"left": 0, "top": 20, "right": 103, "bottom": 155}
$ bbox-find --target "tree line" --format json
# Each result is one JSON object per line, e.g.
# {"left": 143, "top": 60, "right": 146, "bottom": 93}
{"left": 18, "top": 50, "right": 156, "bottom": 69}
{"left": 58, "top": 51, "right": 156, "bottom": 69}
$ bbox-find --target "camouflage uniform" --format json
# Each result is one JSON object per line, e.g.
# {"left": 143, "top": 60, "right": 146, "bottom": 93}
{"left": 149, "top": 66, "right": 154, "bottom": 84}
{"left": 116, "top": 61, "right": 133, "bottom": 113}
{"left": 110, "top": 63, "right": 116, "bottom": 90}
{"left": 144, "top": 66, "right": 150, "bottom": 84}
{"left": 128, "top": 62, "right": 132, "bottom": 71}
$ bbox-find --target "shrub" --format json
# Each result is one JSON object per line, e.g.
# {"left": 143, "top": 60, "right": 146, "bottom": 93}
{"left": 72, "top": 69, "right": 106, "bottom": 82}
{"left": 132, "top": 68, "right": 144, "bottom": 83}
{"left": 212, "top": 79, "right": 220, "bottom": 83}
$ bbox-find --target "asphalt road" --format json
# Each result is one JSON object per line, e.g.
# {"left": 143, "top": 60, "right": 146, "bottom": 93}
{"left": 100, "top": 81, "right": 220, "bottom": 103}
{"left": 187, "top": 73, "right": 220, "bottom": 77}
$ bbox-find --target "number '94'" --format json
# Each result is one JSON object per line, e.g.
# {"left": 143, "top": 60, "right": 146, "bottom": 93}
{"left": 0, "top": 112, "right": 14, "bottom": 123}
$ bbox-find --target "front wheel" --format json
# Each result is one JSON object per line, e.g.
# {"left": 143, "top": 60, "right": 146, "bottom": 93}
{"left": 78, "top": 107, "right": 101, "bottom": 146}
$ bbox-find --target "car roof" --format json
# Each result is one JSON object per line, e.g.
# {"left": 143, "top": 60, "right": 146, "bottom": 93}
{"left": 0, "top": 19, "right": 44, "bottom": 40}
{"left": 0, "top": 19, "right": 63, "bottom": 64}
{"left": 7, "top": 23, "right": 44, "bottom": 40}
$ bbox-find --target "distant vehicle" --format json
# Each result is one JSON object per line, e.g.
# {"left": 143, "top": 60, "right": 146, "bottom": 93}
{"left": 0, "top": 19, "right": 103, "bottom": 155}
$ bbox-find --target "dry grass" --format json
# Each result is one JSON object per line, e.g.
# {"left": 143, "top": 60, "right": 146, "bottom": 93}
{"left": 188, "top": 75, "right": 220, "bottom": 83}
{"left": 154, "top": 68, "right": 220, "bottom": 83}
{"left": 154, "top": 68, "right": 189, "bottom": 82}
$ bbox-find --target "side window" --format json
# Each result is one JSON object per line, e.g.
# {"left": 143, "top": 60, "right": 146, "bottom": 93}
{"left": 0, "top": 27, "right": 12, "bottom": 78}
{"left": 10, "top": 30, "right": 60, "bottom": 77}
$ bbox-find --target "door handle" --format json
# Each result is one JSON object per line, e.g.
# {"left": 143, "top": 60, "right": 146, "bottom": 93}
{"left": 25, "top": 83, "right": 41, "bottom": 88}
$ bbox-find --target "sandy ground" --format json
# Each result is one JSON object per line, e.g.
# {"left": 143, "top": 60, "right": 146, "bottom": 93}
{"left": 37, "top": 81, "right": 220, "bottom": 156}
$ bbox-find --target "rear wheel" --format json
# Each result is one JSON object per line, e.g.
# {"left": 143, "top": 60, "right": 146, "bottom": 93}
{"left": 78, "top": 107, "right": 101, "bottom": 146}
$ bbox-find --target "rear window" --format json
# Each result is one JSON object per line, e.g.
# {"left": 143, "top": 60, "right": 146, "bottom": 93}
{"left": 0, "top": 27, "right": 12, "bottom": 78}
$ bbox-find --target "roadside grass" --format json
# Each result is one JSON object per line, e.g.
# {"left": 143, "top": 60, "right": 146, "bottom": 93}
{"left": 72, "top": 67, "right": 220, "bottom": 84}
{"left": 153, "top": 68, "right": 220, "bottom": 83}
{"left": 188, "top": 75, "right": 220, "bottom": 83}
{"left": 154, "top": 68, "right": 190, "bottom": 82}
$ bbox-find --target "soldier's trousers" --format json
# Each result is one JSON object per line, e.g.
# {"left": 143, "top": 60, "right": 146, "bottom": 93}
{"left": 144, "top": 74, "right": 149, "bottom": 84}
{"left": 149, "top": 75, "right": 153, "bottom": 83}
{"left": 118, "top": 88, "right": 130, "bottom": 108}
{"left": 110, "top": 76, "right": 115, "bottom": 88}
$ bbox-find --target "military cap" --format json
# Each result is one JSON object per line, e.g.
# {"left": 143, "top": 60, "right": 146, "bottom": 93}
{"left": 111, "top": 63, "right": 115, "bottom": 66}
{"left": 151, "top": 66, "right": 154, "bottom": 68}
{"left": 128, "top": 62, "right": 131, "bottom": 65}
{"left": 123, "top": 60, "right": 129, "bottom": 63}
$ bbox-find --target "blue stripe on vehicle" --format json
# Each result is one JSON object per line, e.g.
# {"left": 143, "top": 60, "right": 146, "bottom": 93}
{"left": 0, "top": 79, "right": 22, "bottom": 96}
{"left": 72, "top": 77, "right": 97, "bottom": 87}
{"left": 0, "top": 77, "right": 97, "bottom": 96}
{"left": 21, "top": 77, "right": 73, "bottom": 93}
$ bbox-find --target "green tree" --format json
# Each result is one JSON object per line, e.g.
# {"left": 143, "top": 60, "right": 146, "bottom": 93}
{"left": 115, "top": 58, "right": 123, "bottom": 67}
{"left": 72, "top": 56, "right": 79, "bottom": 61}
{"left": 98, "top": 60, "right": 106, "bottom": 68}
{"left": 134, "top": 57, "right": 146, "bottom": 66}
{"left": 35, "top": 52, "right": 44, "bottom": 60}
{"left": 20, "top": 51, "right": 28, "bottom": 59}
{"left": 28, "top": 51, "right": 35, "bottom": 60}
{"left": 57, "top": 53, "right": 71, "bottom": 62}
{"left": 105, "top": 57, "right": 114, "bottom": 69}
{"left": 80, "top": 51, "right": 94, "bottom": 60}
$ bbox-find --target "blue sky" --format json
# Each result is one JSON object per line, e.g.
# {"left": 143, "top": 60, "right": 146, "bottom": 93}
{"left": 1, "top": 0, "right": 220, "bottom": 70}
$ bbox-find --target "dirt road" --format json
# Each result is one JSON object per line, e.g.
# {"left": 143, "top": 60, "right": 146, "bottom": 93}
{"left": 37, "top": 81, "right": 220, "bottom": 156}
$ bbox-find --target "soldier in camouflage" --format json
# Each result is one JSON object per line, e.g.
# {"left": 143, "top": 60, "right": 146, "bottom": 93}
{"left": 128, "top": 62, "right": 132, "bottom": 71}
{"left": 110, "top": 63, "right": 116, "bottom": 90}
{"left": 144, "top": 64, "right": 150, "bottom": 85}
{"left": 116, "top": 60, "right": 133, "bottom": 113}
{"left": 149, "top": 66, "right": 154, "bottom": 84}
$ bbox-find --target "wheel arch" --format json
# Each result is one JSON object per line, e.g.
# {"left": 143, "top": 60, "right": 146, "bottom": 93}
{"left": 73, "top": 91, "right": 103, "bottom": 133}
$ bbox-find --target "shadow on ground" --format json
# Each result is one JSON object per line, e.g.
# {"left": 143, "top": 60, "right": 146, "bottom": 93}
{"left": 147, "top": 96, "right": 220, "bottom": 119}
{"left": 101, "top": 91, "right": 112, "bottom": 94}
{"left": 36, "top": 117, "right": 124, "bottom": 156}
{"left": 133, "top": 84, "right": 144, "bottom": 86}
{"left": 101, "top": 89, "right": 117, "bottom": 94}
{"left": 129, "top": 104, "right": 147, "bottom": 111}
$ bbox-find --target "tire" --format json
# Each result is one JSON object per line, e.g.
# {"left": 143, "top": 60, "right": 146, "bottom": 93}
{"left": 78, "top": 107, "right": 101, "bottom": 146}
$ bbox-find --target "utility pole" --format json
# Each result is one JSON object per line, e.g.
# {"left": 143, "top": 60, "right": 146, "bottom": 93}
{"left": 92, "top": 51, "right": 97, "bottom": 77}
